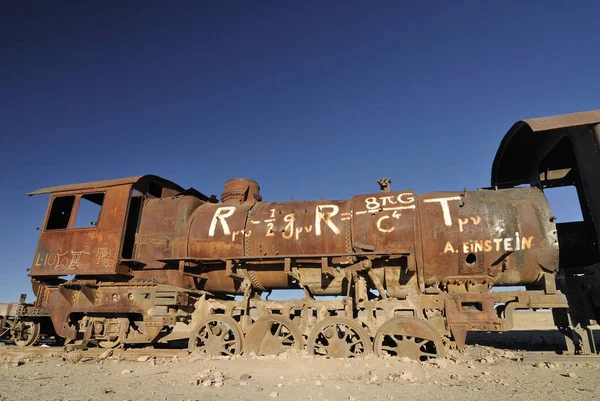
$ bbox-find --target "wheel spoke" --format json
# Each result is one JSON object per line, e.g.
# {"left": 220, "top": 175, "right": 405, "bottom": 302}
{"left": 206, "top": 326, "right": 215, "bottom": 338}
{"left": 374, "top": 318, "right": 441, "bottom": 360}
{"left": 190, "top": 317, "right": 243, "bottom": 356}
{"left": 336, "top": 325, "right": 344, "bottom": 340}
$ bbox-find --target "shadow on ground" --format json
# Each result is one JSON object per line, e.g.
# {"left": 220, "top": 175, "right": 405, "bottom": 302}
{"left": 467, "top": 329, "right": 600, "bottom": 353}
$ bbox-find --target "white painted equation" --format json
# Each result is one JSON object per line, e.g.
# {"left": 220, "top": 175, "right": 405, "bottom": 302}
{"left": 207, "top": 193, "right": 418, "bottom": 241}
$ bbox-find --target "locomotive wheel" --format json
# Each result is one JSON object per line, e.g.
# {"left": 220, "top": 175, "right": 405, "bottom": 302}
{"left": 12, "top": 320, "right": 41, "bottom": 347}
{"left": 308, "top": 317, "right": 371, "bottom": 358}
{"left": 188, "top": 315, "right": 244, "bottom": 356}
{"left": 373, "top": 317, "right": 444, "bottom": 361}
{"left": 245, "top": 315, "right": 303, "bottom": 356}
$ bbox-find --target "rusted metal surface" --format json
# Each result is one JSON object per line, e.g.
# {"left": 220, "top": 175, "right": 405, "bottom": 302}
{"left": 16, "top": 110, "right": 600, "bottom": 358}
{"left": 22, "top": 172, "right": 568, "bottom": 352}
{"left": 492, "top": 109, "right": 600, "bottom": 187}
{"left": 307, "top": 317, "right": 371, "bottom": 358}
{"left": 418, "top": 187, "right": 558, "bottom": 288}
{"left": 373, "top": 317, "right": 443, "bottom": 361}
{"left": 0, "top": 296, "right": 50, "bottom": 346}
{"left": 244, "top": 315, "right": 303, "bottom": 356}
{"left": 27, "top": 175, "right": 184, "bottom": 196}
{"left": 221, "top": 178, "right": 262, "bottom": 204}
{"left": 135, "top": 195, "right": 203, "bottom": 269}
{"left": 30, "top": 185, "right": 132, "bottom": 277}
{"left": 188, "top": 315, "right": 244, "bottom": 356}
{"left": 490, "top": 109, "right": 600, "bottom": 355}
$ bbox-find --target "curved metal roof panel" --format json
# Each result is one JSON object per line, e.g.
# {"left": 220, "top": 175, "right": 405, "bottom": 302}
{"left": 27, "top": 175, "right": 184, "bottom": 196}
{"left": 491, "top": 109, "right": 600, "bottom": 186}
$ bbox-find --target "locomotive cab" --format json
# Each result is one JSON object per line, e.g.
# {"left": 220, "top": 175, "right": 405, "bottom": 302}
{"left": 28, "top": 175, "right": 185, "bottom": 278}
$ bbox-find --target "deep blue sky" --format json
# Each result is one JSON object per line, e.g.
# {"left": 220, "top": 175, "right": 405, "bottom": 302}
{"left": 1, "top": 1, "right": 598, "bottom": 301}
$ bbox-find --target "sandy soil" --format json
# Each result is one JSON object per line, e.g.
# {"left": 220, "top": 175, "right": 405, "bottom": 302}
{"left": 1, "top": 312, "right": 598, "bottom": 401}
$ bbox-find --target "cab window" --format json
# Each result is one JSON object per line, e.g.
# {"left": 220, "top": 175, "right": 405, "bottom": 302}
{"left": 73, "top": 193, "right": 105, "bottom": 228}
{"left": 45, "top": 193, "right": 105, "bottom": 230}
{"left": 46, "top": 196, "right": 75, "bottom": 230}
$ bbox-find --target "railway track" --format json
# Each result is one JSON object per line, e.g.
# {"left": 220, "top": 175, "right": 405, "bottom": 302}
{"left": 0, "top": 345, "right": 190, "bottom": 359}
{"left": 522, "top": 352, "right": 600, "bottom": 364}
{"left": 3, "top": 343, "right": 600, "bottom": 364}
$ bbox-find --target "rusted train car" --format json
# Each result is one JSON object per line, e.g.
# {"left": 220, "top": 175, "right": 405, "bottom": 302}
{"left": 7, "top": 110, "right": 600, "bottom": 359}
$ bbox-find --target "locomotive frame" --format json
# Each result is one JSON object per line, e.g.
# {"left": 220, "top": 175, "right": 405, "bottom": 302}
{"left": 3, "top": 109, "right": 600, "bottom": 360}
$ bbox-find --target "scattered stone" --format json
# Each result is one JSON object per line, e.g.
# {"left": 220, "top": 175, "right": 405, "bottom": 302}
{"left": 214, "top": 382, "right": 224, "bottom": 387}
{"left": 500, "top": 350, "right": 519, "bottom": 360}
{"left": 315, "top": 380, "right": 322, "bottom": 386}
{"left": 565, "top": 373, "right": 577, "bottom": 378}
{"left": 370, "top": 376, "right": 378, "bottom": 382}
{"left": 240, "top": 373, "right": 251, "bottom": 381}
{"left": 430, "top": 359, "right": 449, "bottom": 368}
{"left": 482, "top": 371, "right": 490, "bottom": 376}
{"left": 270, "top": 391, "right": 279, "bottom": 398}
{"left": 120, "top": 369, "right": 131, "bottom": 375}
{"left": 202, "top": 380, "right": 212, "bottom": 387}
{"left": 450, "top": 374, "right": 459, "bottom": 380}
{"left": 7, "top": 361, "right": 24, "bottom": 367}
{"left": 399, "top": 372, "right": 414, "bottom": 382}
{"left": 98, "top": 350, "right": 113, "bottom": 360}
{"left": 277, "top": 383, "right": 284, "bottom": 388}
{"left": 137, "top": 356, "right": 151, "bottom": 362}
{"left": 240, "top": 380, "right": 249, "bottom": 386}
{"left": 349, "top": 397, "right": 357, "bottom": 401}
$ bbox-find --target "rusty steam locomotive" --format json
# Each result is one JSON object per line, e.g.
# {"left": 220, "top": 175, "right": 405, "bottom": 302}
{"left": 2, "top": 109, "right": 600, "bottom": 360}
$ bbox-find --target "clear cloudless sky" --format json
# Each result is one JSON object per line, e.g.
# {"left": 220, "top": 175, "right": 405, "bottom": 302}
{"left": 1, "top": 1, "right": 598, "bottom": 301}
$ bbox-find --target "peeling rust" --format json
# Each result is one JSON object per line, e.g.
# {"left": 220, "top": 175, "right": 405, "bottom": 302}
{"left": 3, "top": 109, "right": 600, "bottom": 358}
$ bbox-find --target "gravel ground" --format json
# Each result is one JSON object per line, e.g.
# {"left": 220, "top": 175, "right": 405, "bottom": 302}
{"left": 1, "top": 312, "right": 598, "bottom": 401}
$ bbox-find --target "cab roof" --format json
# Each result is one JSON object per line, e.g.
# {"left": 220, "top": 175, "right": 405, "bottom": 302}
{"left": 27, "top": 175, "right": 184, "bottom": 196}
{"left": 491, "top": 109, "right": 600, "bottom": 187}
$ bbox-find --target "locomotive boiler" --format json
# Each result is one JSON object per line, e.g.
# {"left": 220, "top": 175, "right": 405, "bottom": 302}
{"left": 7, "top": 109, "right": 600, "bottom": 359}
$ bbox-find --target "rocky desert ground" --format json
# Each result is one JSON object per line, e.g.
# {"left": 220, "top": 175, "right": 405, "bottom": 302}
{"left": 1, "top": 312, "right": 599, "bottom": 401}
